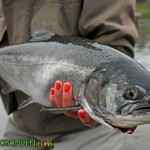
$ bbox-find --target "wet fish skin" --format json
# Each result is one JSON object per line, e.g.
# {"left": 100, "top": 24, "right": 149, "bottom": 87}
{"left": 0, "top": 30, "right": 115, "bottom": 107}
{"left": 1, "top": 30, "right": 150, "bottom": 130}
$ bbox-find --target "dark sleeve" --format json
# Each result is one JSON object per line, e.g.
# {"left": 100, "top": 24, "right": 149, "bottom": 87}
{"left": 78, "top": 0, "right": 139, "bottom": 58}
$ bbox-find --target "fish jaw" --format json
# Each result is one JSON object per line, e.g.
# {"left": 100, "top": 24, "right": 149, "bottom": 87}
{"left": 103, "top": 113, "right": 150, "bottom": 135}
{"left": 102, "top": 101, "right": 150, "bottom": 134}
{"left": 120, "top": 105, "right": 150, "bottom": 126}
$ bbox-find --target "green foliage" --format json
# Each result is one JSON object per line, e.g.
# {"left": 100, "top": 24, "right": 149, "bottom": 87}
{"left": 136, "top": 2, "right": 150, "bottom": 18}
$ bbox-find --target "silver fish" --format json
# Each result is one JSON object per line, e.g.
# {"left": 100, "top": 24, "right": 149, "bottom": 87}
{"left": 1, "top": 30, "right": 150, "bottom": 132}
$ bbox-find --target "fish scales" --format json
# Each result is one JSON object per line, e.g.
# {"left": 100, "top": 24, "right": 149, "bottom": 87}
{"left": 2, "top": 31, "right": 150, "bottom": 132}
{"left": 0, "top": 37, "right": 116, "bottom": 107}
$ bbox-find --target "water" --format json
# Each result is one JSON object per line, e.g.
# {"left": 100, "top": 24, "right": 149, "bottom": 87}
{"left": 135, "top": 19, "right": 150, "bottom": 69}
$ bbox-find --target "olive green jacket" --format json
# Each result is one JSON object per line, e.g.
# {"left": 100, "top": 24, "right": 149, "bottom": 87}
{"left": 0, "top": 0, "right": 138, "bottom": 135}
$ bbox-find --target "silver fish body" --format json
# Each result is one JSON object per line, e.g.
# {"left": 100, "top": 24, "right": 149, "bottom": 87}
{"left": 1, "top": 30, "right": 150, "bottom": 131}
{"left": 0, "top": 31, "right": 116, "bottom": 107}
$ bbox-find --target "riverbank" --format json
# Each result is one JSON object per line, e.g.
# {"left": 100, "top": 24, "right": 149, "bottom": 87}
{"left": 136, "top": 2, "right": 150, "bottom": 18}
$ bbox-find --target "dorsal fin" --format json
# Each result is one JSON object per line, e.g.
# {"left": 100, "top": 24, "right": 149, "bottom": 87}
{"left": 30, "top": 29, "right": 56, "bottom": 42}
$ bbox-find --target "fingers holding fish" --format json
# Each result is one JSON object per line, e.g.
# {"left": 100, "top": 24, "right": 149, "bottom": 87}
{"left": 78, "top": 112, "right": 97, "bottom": 127}
{"left": 49, "top": 88, "right": 57, "bottom": 108}
{"left": 78, "top": 109, "right": 97, "bottom": 126}
{"left": 49, "top": 80, "right": 96, "bottom": 126}
{"left": 50, "top": 81, "right": 76, "bottom": 108}
{"left": 62, "top": 82, "right": 76, "bottom": 107}
{"left": 54, "top": 80, "right": 63, "bottom": 108}
{"left": 62, "top": 82, "right": 78, "bottom": 118}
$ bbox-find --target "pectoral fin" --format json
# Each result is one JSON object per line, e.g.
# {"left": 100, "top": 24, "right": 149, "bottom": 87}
{"left": 40, "top": 105, "right": 83, "bottom": 114}
{"left": 17, "top": 97, "right": 36, "bottom": 110}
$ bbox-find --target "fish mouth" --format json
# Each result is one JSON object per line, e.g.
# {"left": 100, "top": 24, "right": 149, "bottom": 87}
{"left": 118, "top": 104, "right": 150, "bottom": 134}
{"left": 122, "top": 103, "right": 150, "bottom": 115}
{"left": 132, "top": 104, "right": 150, "bottom": 114}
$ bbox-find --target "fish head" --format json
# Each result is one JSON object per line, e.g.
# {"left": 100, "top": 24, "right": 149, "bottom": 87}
{"left": 100, "top": 82, "right": 150, "bottom": 128}
{"left": 84, "top": 59, "right": 150, "bottom": 133}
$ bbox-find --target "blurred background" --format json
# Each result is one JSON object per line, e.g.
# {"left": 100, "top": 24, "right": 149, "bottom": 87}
{"left": 0, "top": 0, "right": 150, "bottom": 149}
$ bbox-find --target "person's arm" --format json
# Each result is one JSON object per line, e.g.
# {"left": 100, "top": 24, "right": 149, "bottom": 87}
{"left": 78, "top": 0, "right": 138, "bottom": 58}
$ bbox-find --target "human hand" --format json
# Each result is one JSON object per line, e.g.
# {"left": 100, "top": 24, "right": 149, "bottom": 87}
{"left": 49, "top": 80, "right": 96, "bottom": 126}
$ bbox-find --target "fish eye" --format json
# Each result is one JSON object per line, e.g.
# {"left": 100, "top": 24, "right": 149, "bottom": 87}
{"left": 124, "top": 88, "right": 138, "bottom": 100}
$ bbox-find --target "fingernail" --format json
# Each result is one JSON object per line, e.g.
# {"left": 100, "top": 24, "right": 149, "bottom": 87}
{"left": 55, "top": 81, "right": 61, "bottom": 90}
{"left": 78, "top": 110, "right": 86, "bottom": 119}
{"left": 64, "top": 83, "right": 71, "bottom": 93}
{"left": 50, "top": 88, "right": 55, "bottom": 95}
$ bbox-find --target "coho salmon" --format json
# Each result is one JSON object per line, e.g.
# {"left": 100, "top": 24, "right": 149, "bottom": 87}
{"left": 1, "top": 30, "right": 150, "bottom": 133}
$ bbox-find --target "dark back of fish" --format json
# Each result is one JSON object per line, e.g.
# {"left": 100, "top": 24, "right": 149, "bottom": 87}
{"left": 0, "top": 31, "right": 129, "bottom": 107}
